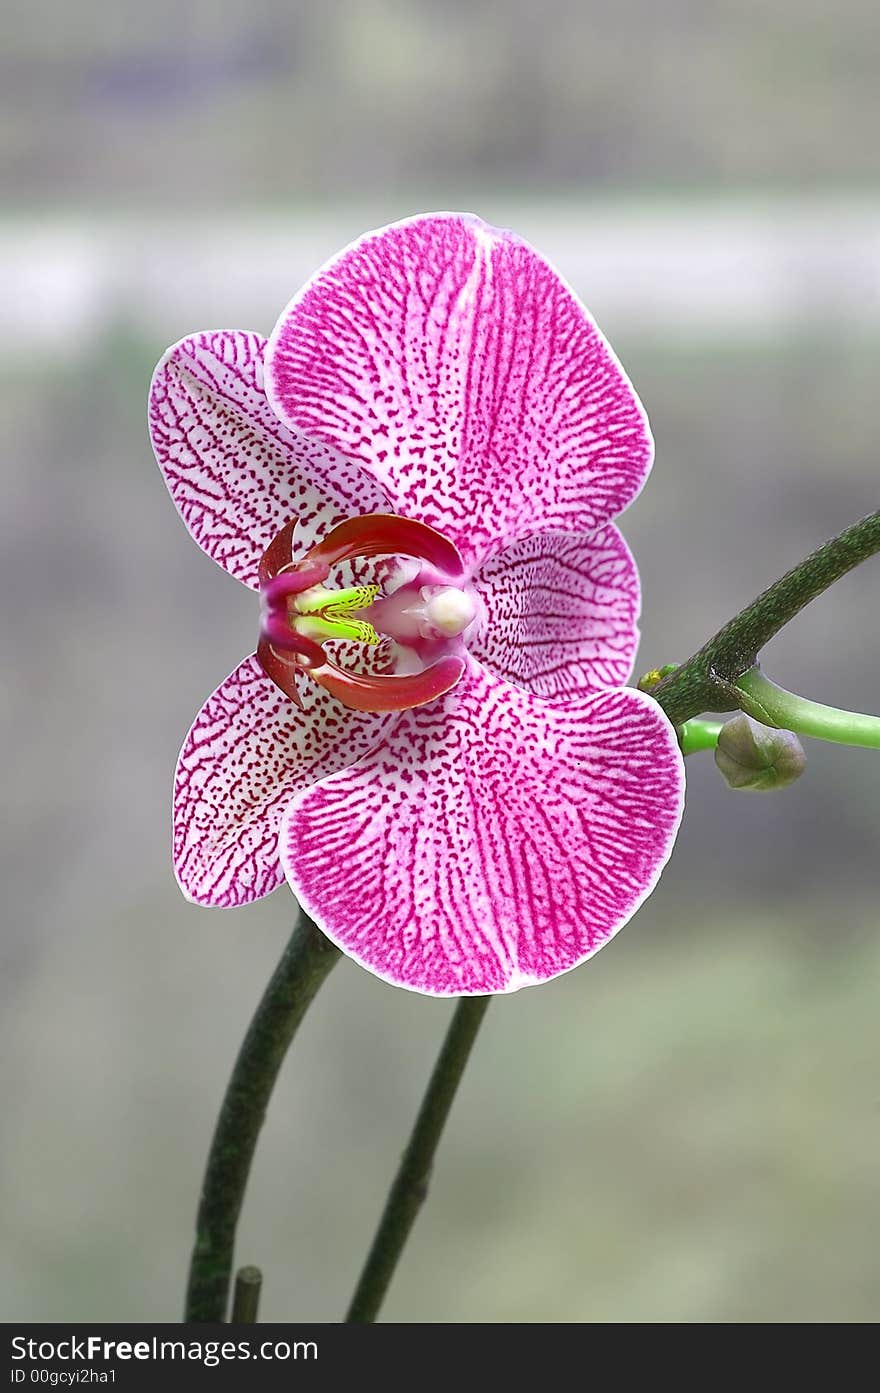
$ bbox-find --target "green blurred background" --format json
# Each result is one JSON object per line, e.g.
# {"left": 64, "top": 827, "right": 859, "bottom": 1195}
{"left": 2, "top": 0, "right": 878, "bottom": 1323}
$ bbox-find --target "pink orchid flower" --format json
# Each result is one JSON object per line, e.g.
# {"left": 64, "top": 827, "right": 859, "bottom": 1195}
{"left": 149, "top": 212, "right": 685, "bottom": 997}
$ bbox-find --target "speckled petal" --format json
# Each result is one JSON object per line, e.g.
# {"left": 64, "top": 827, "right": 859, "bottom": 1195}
{"left": 174, "top": 653, "right": 392, "bottom": 907}
{"left": 264, "top": 213, "right": 653, "bottom": 567}
{"left": 280, "top": 661, "right": 684, "bottom": 995}
{"left": 149, "top": 329, "right": 391, "bottom": 588}
{"left": 471, "top": 524, "right": 641, "bottom": 698}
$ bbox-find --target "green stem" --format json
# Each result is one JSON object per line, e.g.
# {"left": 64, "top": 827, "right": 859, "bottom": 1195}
{"left": 651, "top": 509, "right": 880, "bottom": 726}
{"left": 345, "top": 995, "right": 491, "bottom": 1324}
{"left": 185, "top": 913, "right": 340, "bottom": 1322}
{"left": 230, "top": 1266, "right": 262, "bottom": 1324}
{"left": 736, "top": 667, "right": 880, "bottom": 748}
{"left": 679, "top": 719, "right": 724, "bottom": 755}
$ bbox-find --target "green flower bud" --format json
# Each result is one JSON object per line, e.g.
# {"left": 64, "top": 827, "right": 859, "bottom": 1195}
{"left": 714, "top": 714, "right": 806, "bottom": 792}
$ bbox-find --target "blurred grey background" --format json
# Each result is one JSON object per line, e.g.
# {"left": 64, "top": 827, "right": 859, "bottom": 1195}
{"left": 2, "top": 0, "right": 879, "bottom": 1323}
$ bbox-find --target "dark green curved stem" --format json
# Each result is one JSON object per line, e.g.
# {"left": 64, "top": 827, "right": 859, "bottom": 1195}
{"left": 185, "top": 913, "right": 340, "bottom": 1322}
{"left": 651, "top": 509, "right": 880, "bottom": 726}
{"left": 346, "top": 995, "right": 491, "bottom": 1323}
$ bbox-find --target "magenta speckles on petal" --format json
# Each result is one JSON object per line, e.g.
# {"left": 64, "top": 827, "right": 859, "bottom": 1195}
{"left": 264, "top": 214, "right": 654, "bottom": 567}
{"left": 149, "top": 329, "right": 391, "bottom": 588}
{"left": 471, "top": 523, "right": 641, "bottom": 698}
{"left": 280, "top": 661, "right": 685, "bottom": 996}
{"left": 174, "top": 654, "right": 392, "bottom": 907}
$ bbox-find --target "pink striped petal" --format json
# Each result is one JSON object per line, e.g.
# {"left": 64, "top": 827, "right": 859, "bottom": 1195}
{"left": 471, "top": 524, "right": 641, "bottom": 698}
{"left": 264, "top": 213, "right": 653, "bottom": 567}
{"left": 149, "top": 330, "right": 391, "bottom": 589}
{"left": 280, "top": 661, "right": 684, "bottom": 995}
{"left": 174, "top": 653, "right": 392, "bottom": 907}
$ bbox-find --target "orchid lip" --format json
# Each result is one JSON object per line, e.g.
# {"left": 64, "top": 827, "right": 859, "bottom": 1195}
{"left": 309, "top": 653, "right": 467, "bottom": 712}
{"left": 256, "top": 513, "right": 470, "bottom": 712}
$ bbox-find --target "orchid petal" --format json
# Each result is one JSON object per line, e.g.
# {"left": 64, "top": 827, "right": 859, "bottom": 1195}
{"left": 149, "top": 330, "right": 391, "bottom": 589}
{"left": 174, "top": 653, "right": 392, "bottom": 907}
{"left": 471, "top": 524, "right": 641, "bottom": 698}
{"left": 280, "top": 660, "right": 684, "bottom": 996}
{"left": 264, "top": 213, "right": 652, "bottom": 568}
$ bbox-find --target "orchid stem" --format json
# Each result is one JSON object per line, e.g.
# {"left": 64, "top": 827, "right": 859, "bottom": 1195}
{"left": 231, "top": 1266, "right": 262, "bottom": 1324}
{"left": 679, "top": 719, "right": 724, "bottom": 755}
{"left": 185, "top": 912, "right": 340, "bottom": 1322}
{"left": 736, "top": 667, "right": 880, "bottom": 748}
{"left": 651, "top": 508, "right": 880, "bottom": 726}
{"left": 345, "top": 995, "right": 491, "bottom": 1323}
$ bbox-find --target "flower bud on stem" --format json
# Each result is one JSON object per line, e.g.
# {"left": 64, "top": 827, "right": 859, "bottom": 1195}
{"left": 714, "top": 714, "right": 806, "bottom": 791}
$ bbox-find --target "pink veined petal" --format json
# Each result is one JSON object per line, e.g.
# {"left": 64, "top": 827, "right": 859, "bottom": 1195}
{"left": 280, "top": 660, "right": 685, "bottom": 996}
{"left": 174, "top": 653, "right": 393, "bottom": 907}
{"left": 148, "top": 329, "right": 392, "bottom": 589}
{"left": 470, "top": 523, "right": 641, "bottom": 699}
{"left": 264, "top": 213, "right": 653, "bottom": 569}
